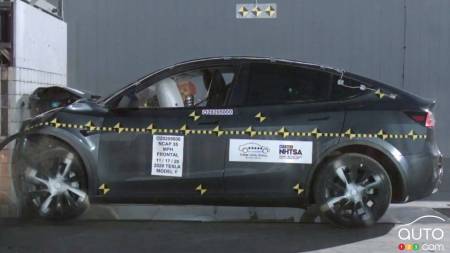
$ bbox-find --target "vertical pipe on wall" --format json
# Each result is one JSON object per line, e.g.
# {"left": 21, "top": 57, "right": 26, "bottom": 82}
{"left": 58, "top": 0, "right": 63, "bottom": 20}
{"left": 0, "top": 67, "right": 8, "bottom": 136}
{"left": 401, "top": 0, "right": 407, "bottom": 89}
{"left": 0, "top": 1, "right": 11, "bottom": 137}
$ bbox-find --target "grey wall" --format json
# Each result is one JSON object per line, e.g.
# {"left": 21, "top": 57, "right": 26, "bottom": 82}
{"left": 63, "top": 0, "right": 450, "bottom": 155}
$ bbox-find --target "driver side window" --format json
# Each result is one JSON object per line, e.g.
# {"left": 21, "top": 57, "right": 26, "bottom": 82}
{"left": 118, "top": 67, "right": 235, "bottom": 109}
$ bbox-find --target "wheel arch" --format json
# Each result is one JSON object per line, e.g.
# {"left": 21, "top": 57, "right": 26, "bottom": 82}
{"left": 306, "top": 140, "right": 409, "bottom": 205}
{"left": 14, "top": 128, "right": 98, "bottom": 196}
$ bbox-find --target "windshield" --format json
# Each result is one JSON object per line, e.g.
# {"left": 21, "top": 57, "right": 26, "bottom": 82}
{"left": 98, "top": 65, "right": 173, "bottom": 105}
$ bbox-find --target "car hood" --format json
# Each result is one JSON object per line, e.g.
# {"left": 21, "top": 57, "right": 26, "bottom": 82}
{"left": 63, "top": 98, "right": 108, "bottom": 113}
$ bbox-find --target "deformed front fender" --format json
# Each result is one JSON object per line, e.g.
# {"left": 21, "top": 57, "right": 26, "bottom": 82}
{"left": 9, "top": 126, "right": 99, "bottom": 197}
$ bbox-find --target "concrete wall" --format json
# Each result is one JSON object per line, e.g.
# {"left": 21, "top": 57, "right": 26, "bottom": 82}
{"left": 14, "top": 0, "right": 67, "bottom": 76}
{"left": 63, "top": 0, "right": 450, "bottom": 155}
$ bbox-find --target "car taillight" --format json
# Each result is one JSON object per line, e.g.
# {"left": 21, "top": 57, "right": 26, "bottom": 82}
{"left": 425, "top": 111, "right": 435, "bottom": 128}
{"left": 407, "top": 111, "right": 435, "bottom": 128}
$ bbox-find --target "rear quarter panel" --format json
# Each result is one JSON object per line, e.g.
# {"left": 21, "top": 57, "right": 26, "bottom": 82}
{"left": 343, "top": 109, "right": 428, "bottom": 155}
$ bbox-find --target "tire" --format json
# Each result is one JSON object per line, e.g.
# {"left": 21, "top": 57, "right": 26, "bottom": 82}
{"left": 15, "top": 137, "right": 89, "bottom": 220}
{"left": 313, "top": 153, "right": 392, "bottom": 227}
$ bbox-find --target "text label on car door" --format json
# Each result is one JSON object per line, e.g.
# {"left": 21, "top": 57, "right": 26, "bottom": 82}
{"left": 151, "top": 135, "right": 184, "bottom": 177}
{"left": 229, "top": 139, "right": 313, "bottom": 164}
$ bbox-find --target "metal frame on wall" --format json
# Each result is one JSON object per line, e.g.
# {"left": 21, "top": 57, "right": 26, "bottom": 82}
{"left": 0, "top": 1, "right": 11, "bottom": 136}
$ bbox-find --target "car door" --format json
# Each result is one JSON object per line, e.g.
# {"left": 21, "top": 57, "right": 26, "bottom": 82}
{"left": 97, "top": 106, "right": 193, "bottom": 201}
{"left": 181, "top": 66, "right": 239, "bottom": 201}
{"left": 223, "top": 62, "right": 346, "bottom": 205}
{"left": 96, "top": 64, "right": 236, "bottom": 203}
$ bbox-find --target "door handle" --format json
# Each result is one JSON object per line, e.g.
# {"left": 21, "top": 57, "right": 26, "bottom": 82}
{"left": 198, "top": 120, "right": 220, "bottom": 126}
{"left": 308, "top": 116, "right": 330, "bottom": 122}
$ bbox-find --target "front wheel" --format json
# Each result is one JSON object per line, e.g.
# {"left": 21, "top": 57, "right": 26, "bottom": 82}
{"left": 314, "top": 153, "right": 392, "bottom": 227}
{"left": 16, "top": 137, "right": 89, "bottom": 220}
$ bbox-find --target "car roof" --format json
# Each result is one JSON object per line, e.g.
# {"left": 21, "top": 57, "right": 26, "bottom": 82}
{"left": 165, "top": 56, "right": 342, "bottom": 73}
{"left": 136, "top": 56, "right": 343, "bottom": 84}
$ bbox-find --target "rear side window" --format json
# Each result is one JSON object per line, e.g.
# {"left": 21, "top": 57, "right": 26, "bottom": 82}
{"left": 245, "top": 63, "right": 332, "bottom": 106}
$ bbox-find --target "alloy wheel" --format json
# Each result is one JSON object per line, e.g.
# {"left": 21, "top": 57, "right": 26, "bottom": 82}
{"left": 315, "top": 153, "right": 391, "bottom": 227}
{"left": 22, "top": 146, "right": 88, "bottom": 219}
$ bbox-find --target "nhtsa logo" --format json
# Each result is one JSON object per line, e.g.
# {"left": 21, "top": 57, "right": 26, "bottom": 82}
{"left": 397, "top": 215, "right": 446, "bottom": 251}
{"left": 278, "top": 144, "right": 302, "bottom": 160}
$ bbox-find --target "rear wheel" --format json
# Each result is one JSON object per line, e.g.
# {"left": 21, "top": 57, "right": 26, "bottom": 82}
{"left": 313, "top": 153, "right": 391, "bottom": 227}
{"left": 17, "top": 137, "right": 89, "bottom": 220}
